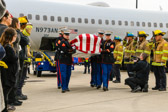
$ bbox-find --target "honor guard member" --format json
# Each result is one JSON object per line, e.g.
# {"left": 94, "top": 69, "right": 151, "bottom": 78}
{"left": 123, "top": 32, "right": 136, "bottom": 77}
{"left": 90, "top": 55, "right": 97, "bottom": 87}
{"left": 101, "top": 31, "right": 115, "bottom": 91}
{"left": 113, "top": 36, "right": 123, "bottom": 83}
{"left": 54, "top": 29, "right": 64, "bottom": 89}
{"left": 59, "top": 29, "right": 76, "bottom": 93}
{"left": 96, "top": 30, "right": 104, "bottom": 89}
{"left": 151, "top": 30, "right": 168, "bottom": 91}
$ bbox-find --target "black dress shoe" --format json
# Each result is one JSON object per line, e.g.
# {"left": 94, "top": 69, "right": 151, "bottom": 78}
{"left": 103, "top": 87, "right": 108, "bottom": 91}
{"left": 58, "top": 87, "right": 62, "bottom": 89}
{"left": 62, "top": 90, "right": 66, "bottom": 93}
{"left": 91, "top": 84, "right": 95, "bottom": 87}
{"left": 97, "top": 86, "right": 101, "bottom": 89}
{"left": 152, "top": 87, "right": 159, "bottom": 90}
{"left": 113, "top": 80, "right": 121, "bottom": 83}
{"left": 159, "top": 88, "right": 166, "bottom": 91}
{"left": 12, "top": 101, "right": 22, "bottom": 106}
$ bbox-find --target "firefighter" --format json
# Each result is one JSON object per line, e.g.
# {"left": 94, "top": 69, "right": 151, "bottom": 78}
{"left": 113, "top": 36, "right": 123, "bottom": 83}
{"left": 123, "top": 32, "right": 136, "bottom": 77}
{"left": 59, "top": 29, "right": 76, "bottom": 93}
{"left": 54, "top": 29, "right": 64, "bottom": 89}
{"left": 101, "top": 31, "right": 115, "bottom": 91}
{"left": 96, "top": 30, "right": 104, "bottom": 89}
{"left": 135, "top": 31, "right": 151, "bottom": 63}
{"left": 151, "top": 30, "right": 168, "bottom": 91}
{"left": 134, "top": 31, "right": 151, "bottom": 91}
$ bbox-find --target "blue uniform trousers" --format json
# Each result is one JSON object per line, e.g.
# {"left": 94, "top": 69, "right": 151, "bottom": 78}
{"left": 102, "top": 64, "right": 112, "bottom": 88}
{"left": 96, "top": 63, "right": 102, "bottom": 86}
{"left": 90, "top": 62, "right": 97, "bottom": 86}
{"left": 56, "top": 61, "right": 62, "bottom": 88}
{"left": 60, "top": 64, "right": 72, "bottom": 91}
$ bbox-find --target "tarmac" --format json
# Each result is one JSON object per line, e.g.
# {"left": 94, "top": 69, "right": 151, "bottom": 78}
{"left": 15, "top": 65, "right": 168, "bottom": 112}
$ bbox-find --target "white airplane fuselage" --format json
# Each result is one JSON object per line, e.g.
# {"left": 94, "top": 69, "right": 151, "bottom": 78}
{"left": 6, "top": 0, "right": 168, "bottom": 51}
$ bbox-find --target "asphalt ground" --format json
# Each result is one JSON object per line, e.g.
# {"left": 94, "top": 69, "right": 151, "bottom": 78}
{"left": 15, "top": 65, "right": 168, "bottom": 112}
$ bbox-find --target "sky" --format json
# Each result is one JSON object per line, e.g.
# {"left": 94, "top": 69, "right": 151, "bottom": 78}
{"left": 42, "top": 0, "right": 168, "bottom": 11}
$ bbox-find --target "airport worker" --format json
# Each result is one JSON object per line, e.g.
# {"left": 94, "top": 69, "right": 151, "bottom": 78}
{"left": 123, "top": 32, "right": 136, "bottom": 77}
{"left": 151, "top": 30, "right": 168, "bottom": 91}
{"left": 59, "top": 29, "right": 76, "bottom": 93}
{"left": 54, "top": 29, "right": 64, "bottom": 89}
{"left": 83, "top": 57, "right": 90, "bottom": 74}
{"left": 101, "top": 31, "right": 115, "bottom": 91}
{"left": 96, "top": 30, "right": 104, "bottom": 89}
{"left": 113, "top": 36, "right": 123, "bottom": 83}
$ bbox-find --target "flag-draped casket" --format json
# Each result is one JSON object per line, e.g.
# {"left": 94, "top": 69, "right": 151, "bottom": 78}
{"left": 70, "top": 34, "right": 101, "bottom": 57}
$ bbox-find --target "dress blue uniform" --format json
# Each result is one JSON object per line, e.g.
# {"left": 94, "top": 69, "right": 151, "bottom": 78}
{"left": 96, "top": 38, "right": 104, "bottom": 89}
{"left": 101, "top": 31, "right": 115, "bottom": 91}
{"left": 55, "top": 36, "right": 63, "bottom": 89}
{"left": 59, "top": 31, "right": 76, "bottom": 93}
{"left": 90, "top": 56, "right": 97, "bottom": 87}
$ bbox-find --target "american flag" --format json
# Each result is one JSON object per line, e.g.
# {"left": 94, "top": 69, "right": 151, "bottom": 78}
{"left": 70, "top": 34, "right": 101, "bottom": 54}
{"left": 70, "top": 29, "right": 78, "bottom": 34}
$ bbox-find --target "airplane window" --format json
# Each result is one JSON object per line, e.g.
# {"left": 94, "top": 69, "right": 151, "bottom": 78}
{"left": 136, "top": 22, "right": 140, "bottom": 26}
{"left": 71, "top": 17, "right": 75, "bottom": 23}
{"left": 154, "top": 23, "right": 157, "bottom": 27}
{"left": 65, "top": 17, "right": 68, "bottom": 22}
{"left": 105, "top": 20, "right": 109, "bottom": 25}
{"left": 58, "top": 16, "right": 62, "bottom": 22}
{"left": 19, "top": 13, "right": 24, "bottom": 17}
{"left": 78, "top": 18, "right": 82, "bottom": 23}
{"left": 36, "top": 15, "right": 40, "bottom": 20}
{"left": 130, "top": 21, "right": 134, "bottom": 26}
{"left": 125, "top": 21, "right": 128, "bottom": 26}
{"left": 91, "top": 19, "right": 95, "bottom": 24}
{"left": 98, "top": 19, "right": 102, "bottom": 24}
{"left": 118, "top": 21, "right": 122, "bottom": 25}
{"left": 148, "top": 22, "right": 151, "bottom": 27}
{"left": 142, "top": 22, "right": 145, "bottom": 27}
{"left": 160, "top": 23, "right": 163, "bottom": 28}
{"left": 50, "top": 16, "right": 54, "bottom": 21}
{"left": 28, "top": 14, "right": 32, "bottom": 20}
{"left": 166, "top": 23, "right": 168, "bottom": 28}
{"left": 85, "top": 18, "right": 88, "bottom": 24}
{"left": 43, "top": 15, "right": 47, "bottom": 21}
{"left": 112, "top": 20, "right": 115, "bottom": 25}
